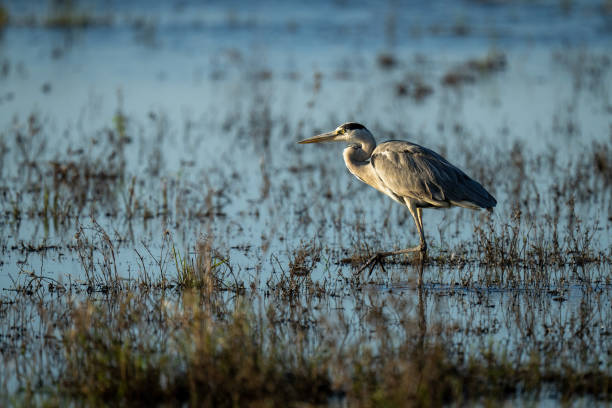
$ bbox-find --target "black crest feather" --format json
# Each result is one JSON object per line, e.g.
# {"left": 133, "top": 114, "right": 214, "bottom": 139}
{"left": 340, "top": 122, "right": 366, "bottom": 131}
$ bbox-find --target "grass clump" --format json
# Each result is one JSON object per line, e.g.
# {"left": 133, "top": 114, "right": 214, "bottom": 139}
{"left": 347, "top": 334, "right": 612, "bottom": 406}
{"left": 288, "top": 240, "right": 321, "bottom": 277}
{"left": 74, "top": 220, "right": 121, "bottom": 292}
{"left": 58, "top": 293, "right": 332, "bottom": 407}
{"left": 172, "top": 236, "right": 238, "bottom": 292}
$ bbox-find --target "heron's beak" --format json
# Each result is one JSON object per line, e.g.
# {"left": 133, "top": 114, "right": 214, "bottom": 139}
{"left": 297, "top": 130, "right": 340, "bottom": 144}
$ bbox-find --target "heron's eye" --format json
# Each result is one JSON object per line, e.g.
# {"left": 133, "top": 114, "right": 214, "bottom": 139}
{"left": 338, "top": 128, "right": 345, "bottom": 134}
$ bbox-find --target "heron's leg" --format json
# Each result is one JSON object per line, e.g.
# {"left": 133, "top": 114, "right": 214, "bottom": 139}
{"left": 416, "top": 208, "right": 427, "bottom": 252}
{"left": 355, "top": 202, "right": 426, "bottom": 276}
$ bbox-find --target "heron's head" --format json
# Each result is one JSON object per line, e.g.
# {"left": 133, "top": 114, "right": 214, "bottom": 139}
{"left": 297, "top": 122, "right": 372, "bottom": 146}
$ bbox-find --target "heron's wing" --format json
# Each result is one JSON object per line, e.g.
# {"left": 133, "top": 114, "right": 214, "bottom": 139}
{"left": 370, "top": 141, "right": 496, "bottom": 208}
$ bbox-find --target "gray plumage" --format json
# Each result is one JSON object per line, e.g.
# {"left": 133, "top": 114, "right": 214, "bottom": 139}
{"left": 370, "top": 141, "right": 496, "bottom": 210}
{"left": 298, "top": 122, "right": 496, "bottom": 271}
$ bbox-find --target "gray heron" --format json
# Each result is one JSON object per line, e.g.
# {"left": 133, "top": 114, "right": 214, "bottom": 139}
{"left": 298, "top": 122, "right": 496, "bottom": 275}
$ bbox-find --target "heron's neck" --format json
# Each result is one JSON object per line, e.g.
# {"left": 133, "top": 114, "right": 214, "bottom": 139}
{"left": 353, "top": 132, "right": 376, "bottom": 158}
{"left": 342, "top": 132, "right": 376, "bottom": 172}
{"left": 343, "top": 146, "right": 388, "bottom": 196}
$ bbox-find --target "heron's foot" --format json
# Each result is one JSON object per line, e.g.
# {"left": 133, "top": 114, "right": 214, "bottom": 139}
{"left": 354, "top": 243, "right": 426, "bottom": 277}
{"left": 355, "top": 252, "right": 388, "bottom": 277}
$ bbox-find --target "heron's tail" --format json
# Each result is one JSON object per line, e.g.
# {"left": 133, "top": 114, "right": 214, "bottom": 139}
{"left": 451, "top": 177, "right": 497, "bottom": 210}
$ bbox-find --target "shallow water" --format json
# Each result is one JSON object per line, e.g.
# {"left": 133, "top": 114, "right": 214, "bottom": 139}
{"left": 0, "top": 0, "right": 610, "bottom": 294}
{"left": 0, "top": 0, "right": 611, "bottom": 403}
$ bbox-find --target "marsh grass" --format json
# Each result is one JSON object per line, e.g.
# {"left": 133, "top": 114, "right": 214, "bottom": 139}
{"left": 44, "top": 12, "right": 111, "bottom": 29}
{"left": 267, "top": 252, "right": 321, "bottom": 301}
{"left": 288, "top": 240, "right": 321, "bottom": 277}
{"left": 172, "top": 236, "right": 238, "bottom": 293}
{"left": 346, "top": 341, "right": 610, "bottom": 406}
{"left": 2, "top": 278, "right": 611, "bottom": 407}
{"left": 36, "top": 292, "right": 333, "bottom": 407}
{"left": 43, "top": 0, "right": 112, "bottom": 29}
{"left": 1, "top": 105, "right": 608, "bottom": 274}
{"left": 474, "top": 205, "right": 605, "bottom": 271}
{"left": 1, "top": 41, "right": 611, "bottom": 406}
{"left": 74, "top": 219, "right": 121, "bottom": 292}
{"left": 441, "top": 52, "right": 506, "bottom": 87}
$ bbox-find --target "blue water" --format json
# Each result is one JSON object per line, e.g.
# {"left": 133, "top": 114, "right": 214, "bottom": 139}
{"left": 0, "top": 2, "right": 611, "bottom": 400}
{"left": 1, "top": 0, "right": 611, "bottom": 287}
